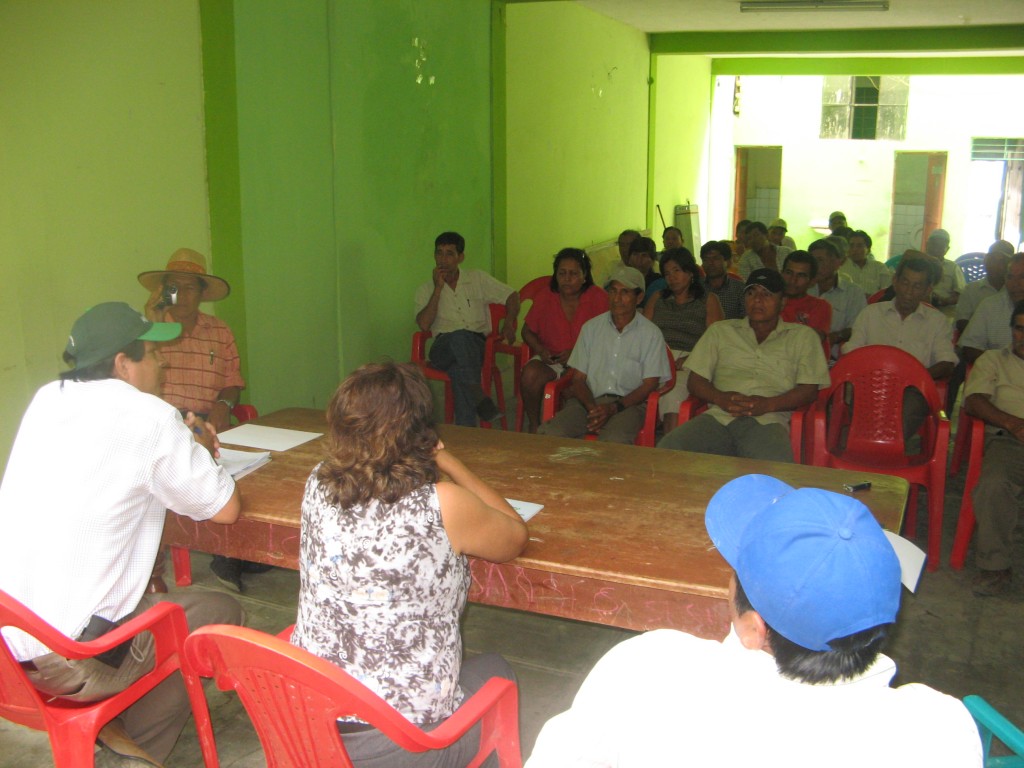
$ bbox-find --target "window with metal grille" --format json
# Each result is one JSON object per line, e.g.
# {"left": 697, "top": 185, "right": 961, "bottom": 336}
{"left": 971, "top": 138, "right": 1024, "bottom": 161}
{"left": 820, "top": 75, "right": 908, "bottom": 141}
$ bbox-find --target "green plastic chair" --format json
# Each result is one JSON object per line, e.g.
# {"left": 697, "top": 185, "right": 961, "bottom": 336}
{"left": 964, "top": 695, "right": 1024, "bottom": 767}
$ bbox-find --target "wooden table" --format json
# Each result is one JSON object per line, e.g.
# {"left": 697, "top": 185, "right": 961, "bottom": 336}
{"left": 163, "top": 408, "right": 908, "bottom": 640}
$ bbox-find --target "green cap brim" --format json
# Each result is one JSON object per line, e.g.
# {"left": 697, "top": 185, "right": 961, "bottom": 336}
{"left": 139, "top": 322, "right": 182, "bottom": 342}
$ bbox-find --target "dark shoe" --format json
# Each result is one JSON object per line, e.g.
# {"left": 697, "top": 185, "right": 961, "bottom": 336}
{"left": 241, "top": 560, "right": 274, "bottom": 574}
{"left": 972, "top": 568, "right": 1011, "bottom": 597}
{"left": 96, "top": 722, "right": 163, "bottom": 767}
{"left": 476, "top": 397, "right": 502, "bottom": 423}
{"left": 210, "top": 555, "right": 243, "bottom": 593}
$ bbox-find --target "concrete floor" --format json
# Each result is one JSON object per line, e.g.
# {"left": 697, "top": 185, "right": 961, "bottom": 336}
{"left": 3, "top": 421, "right": 1023, "bottom": 765}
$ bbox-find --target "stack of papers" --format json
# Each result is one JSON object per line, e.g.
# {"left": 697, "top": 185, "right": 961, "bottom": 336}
{"left": 217, "top": 424, "right": 323, "bottom": 451}
{"left": 218, "top": 448, "right": 271, "bottom": 480}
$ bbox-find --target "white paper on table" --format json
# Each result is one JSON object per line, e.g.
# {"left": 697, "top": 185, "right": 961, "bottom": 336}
{"left": 883, "top": 530, "right": 926, "bottom": 593}
{"left": 508, "top": 499, "right": 543, "bottom": 523}
{"left": 217, "top": 424, "right": 322, "bottom": 452}
{"left": 217, "top": 448, "right": 272, "bottom": 479}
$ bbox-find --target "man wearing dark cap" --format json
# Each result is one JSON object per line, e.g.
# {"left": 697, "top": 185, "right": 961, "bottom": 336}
{"left": 0, "top": 303, "right": 242, "bottom": 767}
{"left": 526, "top": 475, "right": 981, "bottom": 767}
{"left": 658, "top": 269, "right": 830, "bottom": 461}
{"left": 828, "top": 209, "right": 847, "bottom": 233}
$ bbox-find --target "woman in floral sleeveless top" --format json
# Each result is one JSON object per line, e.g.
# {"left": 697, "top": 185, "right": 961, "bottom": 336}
{"left": 291, "top": 362, "right": 528, "bottom": 767}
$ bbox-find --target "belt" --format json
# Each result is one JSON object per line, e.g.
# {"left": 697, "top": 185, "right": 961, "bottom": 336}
{"left": 336, "top": 720, "right": 375, "bottom": 735}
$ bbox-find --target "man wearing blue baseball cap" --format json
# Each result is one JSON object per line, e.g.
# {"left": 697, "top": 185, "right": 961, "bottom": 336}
{"left": 0, "top": 302, "right": 243, "bottom": 767}
{"left": 527, "top": 474, "right": 981, "bottom": 767}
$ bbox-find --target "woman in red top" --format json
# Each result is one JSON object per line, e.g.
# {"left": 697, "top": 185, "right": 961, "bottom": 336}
{"left": 520, "top": 248, "right": 608, "bottom": 432}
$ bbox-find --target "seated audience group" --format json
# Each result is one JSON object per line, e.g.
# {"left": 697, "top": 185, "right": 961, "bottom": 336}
{"left": 1, "top": 217, "right": 1018, "bottom": 765}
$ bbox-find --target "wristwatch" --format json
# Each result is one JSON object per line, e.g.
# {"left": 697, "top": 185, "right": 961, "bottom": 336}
{"left": 217, "top": 398, "right": 236, "bottom": 410}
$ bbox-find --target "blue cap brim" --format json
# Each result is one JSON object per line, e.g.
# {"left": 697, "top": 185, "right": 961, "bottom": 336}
{"left": 705, "top": 474, "right": 795, "bottom": 568}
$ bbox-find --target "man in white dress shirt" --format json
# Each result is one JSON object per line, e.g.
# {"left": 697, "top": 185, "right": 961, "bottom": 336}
{"left": 0, "top": 302, "right": 242, "bottom": 767}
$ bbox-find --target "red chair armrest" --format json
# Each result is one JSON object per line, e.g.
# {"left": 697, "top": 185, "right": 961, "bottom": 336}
{"left": 411, "top": 330, "right": 432, "bottom": 364}
{"left": 677, "top": 395, "right": 708, "bottom": 423}
{"left": 541, "top": 371, "right": 575, "bottom": 423}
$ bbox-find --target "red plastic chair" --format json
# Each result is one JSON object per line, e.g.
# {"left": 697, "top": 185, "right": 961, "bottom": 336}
{"left": 492, "top": 276, "right": 549, "bottom": 432}
{"left": 674, "top": 395, "right": 809, "bottom": 463}
{"left": 540, "top": 346, "right": 676, "bottom": 447}
{"left": 809, "top": 346, "right": 950, "bottom": 571}
{"left": 950, "top": 411, "right": 987, "bottom": 570}
{"left": 411, "top": 308, "right": 507, "bottom": 428}
{"left": 231, "top": 404, "right": 259, "bottom": 424}
{"left": 184, "top": 624, "right": 522, "bottom": 768}
{"left": 0, "top": 590, "right": 217, "bottom": 768}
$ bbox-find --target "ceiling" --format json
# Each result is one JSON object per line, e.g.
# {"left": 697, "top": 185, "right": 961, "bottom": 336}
{"left": 575, "top": 0, "right": 1024, "bottom": 33}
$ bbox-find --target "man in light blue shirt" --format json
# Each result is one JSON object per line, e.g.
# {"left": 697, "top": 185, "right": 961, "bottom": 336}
{"left": 808, "top": 238, "right": 866, "bottom": 359}
{"left": 538, "top": 264, "right": 670, "bottom": 444}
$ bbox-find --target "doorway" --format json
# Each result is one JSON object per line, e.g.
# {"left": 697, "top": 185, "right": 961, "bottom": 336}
{"left": 889, "top": 151, "right": 947, "bottom": 258}
{"left": 733, "top": 146, "right": 782, "bottom": 232}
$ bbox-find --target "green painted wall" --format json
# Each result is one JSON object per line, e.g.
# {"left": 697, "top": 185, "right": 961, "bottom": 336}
{"left": 331, "top": 0, "right": 495, "bottom": 377}
{"left": 0, "top": 1, "right": 212, "bottom": 471}
{"left": 230, "top": 1, "right": 339, "bottom": 413}
{"left": 649, "top": 55, "right": 712, "bottom": 247}
{"left": 504, "top": 2, "right": 650, "bottom": 288}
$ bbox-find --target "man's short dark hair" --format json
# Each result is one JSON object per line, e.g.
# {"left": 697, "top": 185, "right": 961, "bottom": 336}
{"left": 735, "top": 219, "right": 751, "bottom": 237}
{"left": 849, "top": 230, "right": 872, "bottom": 250}
{"left": 434, "top": 231, "right": 465, "bottom": 254}
{"left": 59, "top": 339, "right": 146, "bottom": 383}
{"left": 783, "top": 249, "right": 818, "bottom": 280}
{"left": 663, "top": 226, "right": 683, "bottom": 239}
{"left": 832, "top": 225, "right": 855, "bottom": 240}
{"left": 896, "top": 256, "right": 938, "bottom": 285}
{"left": 746, "top": 221, "right": 768, "bottom": 236}
{"left": 733, "top": 576, "right": 891, "bottom": 684}
{"left": 700, "top": 240, "right": 732, "bottom": 262}
{"left": 808, "top": 239, "right": 839, "bottom": 261}
{"left": 618, "top": 229, "right": 641, "bottom": 241}
{"left": 628, "top": 237, "right": 657, "bottom": 257}
{"left": 1010, "top": 299, "right": 1024, "bottom": 327}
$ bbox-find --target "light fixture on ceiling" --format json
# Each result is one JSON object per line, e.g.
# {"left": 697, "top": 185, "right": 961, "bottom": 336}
{"left": 740, "top": 0, "right": 889, "bottom": 11}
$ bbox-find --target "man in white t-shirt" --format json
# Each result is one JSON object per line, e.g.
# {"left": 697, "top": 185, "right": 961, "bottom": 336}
{"left": 526, "top": 474, "right": 981, "bottom": 767}
{"left": 0, "top": 302, "right": 242, "bottom": 767}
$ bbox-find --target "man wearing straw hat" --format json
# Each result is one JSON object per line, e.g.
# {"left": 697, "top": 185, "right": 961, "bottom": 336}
{"left": 139, "top": 249, "right": 256, "bottom": 593}
{"left": 139, "top": 248, "right": 244, "bottom": 434}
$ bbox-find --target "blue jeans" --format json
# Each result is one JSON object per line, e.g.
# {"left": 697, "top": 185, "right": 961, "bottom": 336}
{"left": 429, "top": 330, "right": 486, "bottom": 427}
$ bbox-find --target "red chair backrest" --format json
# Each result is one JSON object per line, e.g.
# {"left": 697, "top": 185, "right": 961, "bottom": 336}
{"left": 519, "top": 275, "right": 550, "bottom": 305}
{"left": 185, "top": 624, "right": 520, "bottom": 768}
{"left": 822, "top": 345, "right": 943, "bottom": 465}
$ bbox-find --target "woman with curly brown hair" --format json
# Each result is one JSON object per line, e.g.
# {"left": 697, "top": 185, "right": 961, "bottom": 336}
{"left": 291, "top": 361, "right": 528, "bottom": 766}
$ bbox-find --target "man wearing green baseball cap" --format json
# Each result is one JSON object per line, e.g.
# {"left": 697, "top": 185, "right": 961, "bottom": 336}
{"left": 0, "top": 302, "right": 243, "bottom": 767}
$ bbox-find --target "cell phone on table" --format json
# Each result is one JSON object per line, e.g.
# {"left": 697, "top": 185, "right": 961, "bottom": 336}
{"left": 842, "top": 481, "right": 872, "bottom": 493}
